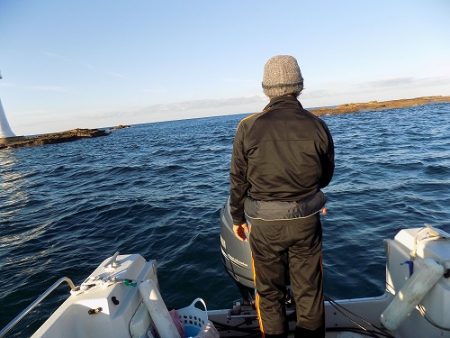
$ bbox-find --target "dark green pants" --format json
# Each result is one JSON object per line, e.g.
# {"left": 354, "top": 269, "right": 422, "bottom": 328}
{"left": 249, "top": 214, "right": 324, "bottom": 337}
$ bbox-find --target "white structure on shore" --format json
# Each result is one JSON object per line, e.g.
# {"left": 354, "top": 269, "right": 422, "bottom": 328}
{"left": 0, "top": 72, "right": 16, "bottom": 138}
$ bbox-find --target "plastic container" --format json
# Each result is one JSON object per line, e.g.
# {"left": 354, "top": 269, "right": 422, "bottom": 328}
{"left": 177, "top": 298, "right": 208, "bottom": 338}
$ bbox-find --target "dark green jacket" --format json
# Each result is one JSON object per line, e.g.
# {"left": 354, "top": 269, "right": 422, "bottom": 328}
{"left": 229, "top": 95, "right": 334, "bottom": 224}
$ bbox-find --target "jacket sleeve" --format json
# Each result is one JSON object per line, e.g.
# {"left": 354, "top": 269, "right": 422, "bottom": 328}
{"left": 318, "top": 121, "right": 335, "bottom": 188}
{"left": 229, "top": 122, "right": 249, "bottom": 225}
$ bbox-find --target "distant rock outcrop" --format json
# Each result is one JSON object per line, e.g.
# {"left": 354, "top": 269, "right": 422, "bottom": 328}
{"left": 311, "top": 96, "right": 450, "bottom": 116}
{"left": 111, "top": 124, "right": 130, "bottom": 130}
{"left": 0, "top": 128, "right": 109, "bottom": 150}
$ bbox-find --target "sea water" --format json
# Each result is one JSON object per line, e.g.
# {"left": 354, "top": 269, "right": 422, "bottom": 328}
{"left": 1, "top": 103, "right": 449, "bottom": 336}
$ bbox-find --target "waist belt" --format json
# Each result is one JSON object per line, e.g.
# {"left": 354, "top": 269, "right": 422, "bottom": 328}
{"left": 244, "top": 191, "right": 326, "bottom": 221}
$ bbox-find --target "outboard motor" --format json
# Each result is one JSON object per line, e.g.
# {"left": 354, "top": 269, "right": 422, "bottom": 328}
{"left": 219, "top": 199, "right": 255, "bottom": 303}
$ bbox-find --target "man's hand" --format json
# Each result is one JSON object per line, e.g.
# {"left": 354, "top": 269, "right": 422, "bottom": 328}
{"left": 233, "top": 223, "right": 250, "bottom": 242}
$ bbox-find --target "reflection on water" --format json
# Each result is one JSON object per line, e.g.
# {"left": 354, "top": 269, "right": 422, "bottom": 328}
{"left": 0, "top": 151, "right": 30, "bottom": 219}
{"left": 0, "top": 221, "right": 50, "bottom": 247}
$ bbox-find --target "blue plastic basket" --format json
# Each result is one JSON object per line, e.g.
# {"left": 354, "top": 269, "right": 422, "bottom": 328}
{"left": 177, "top": 298, "right": 208, "bottom": 338}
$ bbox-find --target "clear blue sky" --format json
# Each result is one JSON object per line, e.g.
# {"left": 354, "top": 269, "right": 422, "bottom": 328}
{"left": 1, "top": 0, "right": 449, "bottom": 135}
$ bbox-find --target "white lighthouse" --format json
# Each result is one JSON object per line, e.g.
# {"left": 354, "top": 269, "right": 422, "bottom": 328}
{"left": 0, "top": 72, "right": 16, "bottom": 139}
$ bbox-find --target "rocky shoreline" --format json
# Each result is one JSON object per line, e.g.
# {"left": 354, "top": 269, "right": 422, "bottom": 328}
{"left": 0, "top": 128, "right": 109, "bottom": 150}
{"left": 311, "top": 95, "right": 450, "bottom": 116}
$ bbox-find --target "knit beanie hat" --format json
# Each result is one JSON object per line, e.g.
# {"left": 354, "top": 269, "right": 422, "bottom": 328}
{"left": 262, "top": 55, "right": 304, "bottom": 98}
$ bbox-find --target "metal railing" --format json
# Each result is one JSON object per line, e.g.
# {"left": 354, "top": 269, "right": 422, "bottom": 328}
{"left": 0, "top": 277, "right": 76, "bottom": 338}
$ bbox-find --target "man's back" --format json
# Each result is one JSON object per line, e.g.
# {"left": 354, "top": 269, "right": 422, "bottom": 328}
{"left": 232, "top": 95, "right": 334, "bottom": 203}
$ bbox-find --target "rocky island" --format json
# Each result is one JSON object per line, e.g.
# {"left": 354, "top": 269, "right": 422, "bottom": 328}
{"left": 0, "top": 128, "right": 109, "bottom": 150}
{"left": 311, "top": 95, "right": 450, "bottom": 116}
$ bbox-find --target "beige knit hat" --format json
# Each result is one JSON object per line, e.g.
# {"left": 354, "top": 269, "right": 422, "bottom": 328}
{"left": 262, "top": 55, "right": 304, "bottom": 98}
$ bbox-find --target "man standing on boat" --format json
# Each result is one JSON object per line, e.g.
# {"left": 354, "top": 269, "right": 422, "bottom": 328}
{"left": 229, "top": 55, "right": 334, "bottom": 338}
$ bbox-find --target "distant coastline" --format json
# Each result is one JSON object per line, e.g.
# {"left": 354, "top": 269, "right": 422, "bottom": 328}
{"left": 1, "top": 96, "right": 449, "bottom": 150}
{"left": 310, "top": 95, "right": 450, "bottom": 116}
{"left": 0, "top": 128, "right": 109, "bottom": 150}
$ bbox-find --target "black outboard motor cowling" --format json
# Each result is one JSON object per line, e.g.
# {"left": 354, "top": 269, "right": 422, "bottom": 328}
{"left": 219, "top": 199, "right": 255, "bottom": 302}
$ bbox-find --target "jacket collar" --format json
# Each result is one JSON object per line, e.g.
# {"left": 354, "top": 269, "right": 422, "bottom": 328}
{"left": 263, "top": 94, "right": 303, "bottom": 112}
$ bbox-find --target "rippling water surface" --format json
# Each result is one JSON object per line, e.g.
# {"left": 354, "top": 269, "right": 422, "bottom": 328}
{"left": 1, "top": 103, "right": 449, "bottom": 336}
